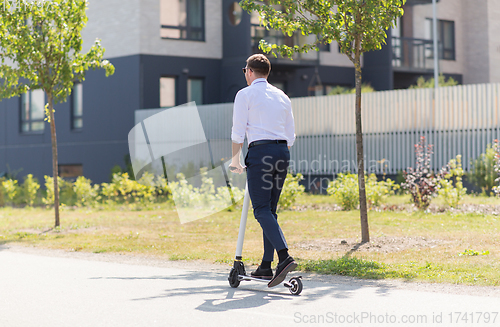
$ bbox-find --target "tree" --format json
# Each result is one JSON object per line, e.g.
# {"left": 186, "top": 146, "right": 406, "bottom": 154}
{"left": 0, "top": 0, "right": 114, "bottom": 227}
{"left": 241, "top": 0, "right": 405, "bottom": 242}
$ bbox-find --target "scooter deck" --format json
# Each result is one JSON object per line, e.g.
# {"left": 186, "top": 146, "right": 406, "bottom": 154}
{"left": 238, "top": 274, "right": 299, "bottom": 289}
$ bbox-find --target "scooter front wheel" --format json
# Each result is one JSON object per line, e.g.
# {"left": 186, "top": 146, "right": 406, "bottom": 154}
{"left": 228, "top": 267, "right": 240, "bottom": 288}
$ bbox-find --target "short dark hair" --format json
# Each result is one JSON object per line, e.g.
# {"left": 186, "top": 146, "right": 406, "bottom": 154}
{"left": 246, "top": 54, "right": 271, "bottom": 77}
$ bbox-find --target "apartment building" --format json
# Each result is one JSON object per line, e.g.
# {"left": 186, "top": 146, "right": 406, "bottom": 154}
{"left": 391, "top": 0, "right": 500, "bottom": 88}
{"left": 0, "top": 0, "right": 498, "bottom": 183}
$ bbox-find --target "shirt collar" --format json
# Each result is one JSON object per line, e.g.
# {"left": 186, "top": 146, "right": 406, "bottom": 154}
{"left": 251, "top": 78, "right": 267, "bottom": 85}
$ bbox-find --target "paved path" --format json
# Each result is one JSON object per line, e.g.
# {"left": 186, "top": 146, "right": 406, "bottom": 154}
{"left": 1, "top": 245, "right": 499, "bottom": 327}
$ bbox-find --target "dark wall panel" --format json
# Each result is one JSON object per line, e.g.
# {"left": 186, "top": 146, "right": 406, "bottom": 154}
{"left": 362, "top": 29, "right": 394, "bottom": 91}
{"left": 0, "top": 55, "right": 141, "bottom": 184}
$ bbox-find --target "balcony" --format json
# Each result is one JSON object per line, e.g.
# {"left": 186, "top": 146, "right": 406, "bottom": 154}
{"left": 392, "top": 37, "right": 438, "bottom": 72}
{"left": 251, "top": 25, "right": 319, "bottom": 66}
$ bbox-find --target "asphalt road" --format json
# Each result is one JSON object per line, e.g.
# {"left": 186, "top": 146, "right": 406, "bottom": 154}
{"left": 1, "top": 245, "right": 499, "bottom": 327}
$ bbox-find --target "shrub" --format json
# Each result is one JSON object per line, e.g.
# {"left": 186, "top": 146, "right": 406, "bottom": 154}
{"left": 2, "top": 178, "right": 20, "bottom": 205}
{"left": 366, "top": 174, "right": 399, "bottom": 207}
{"left": 327, "top": 172, "right": 398, "bottom": 210}
{"left": 109, "top": 165, "right": 123, "bottom": 182}
{"left": 328, "top": 83, "right": 375, "bottom": 95}
{"left": 327, "top": 172, "right": 359, "bottom": 210}
{"left": 21, "top": 174, "right": 40, "bottom": 206}
{"left": 409, "top": 74, "right": 458, "bottom": 89}
{"left": 402, "top": 136, "right": 447, "bottom": 210}
{"left": 73, "top": 176, "right": 100, "bottom": 207}
{"left": 438, "top": 155, "right": 467, "bottom": 208}
{"left": 101, "top": 172, "right": 156, "bottom": 205}
{"left": 168, "top": 173, "right": 201, "bottom": 208}
{"left": 0, "top": 177, "right": 6, "bottom": 206}
{"left": 278, "top": 173, "right": 305, "bottom": 210}
{"left": 468, "top": 143, "right": 498, "bottom": 195}
{"left": 43, "top": 176, "right": 75, "bottom": 206}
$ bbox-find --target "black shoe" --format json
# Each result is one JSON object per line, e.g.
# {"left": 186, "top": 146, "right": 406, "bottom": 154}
{"left": 268, "top": 256, "right": 297, "bottom": 287}
{"left": 251, "top": 265, "right": 273, "bottom": 280}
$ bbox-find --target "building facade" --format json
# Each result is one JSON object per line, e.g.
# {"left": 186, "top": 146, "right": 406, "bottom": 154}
{"left": 0, "top": 0, "right": 498, "bottom": 184}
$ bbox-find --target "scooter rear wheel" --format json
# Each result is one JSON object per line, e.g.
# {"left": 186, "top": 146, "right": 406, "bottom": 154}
{"left": 288, "top": 277, "right": 303, "bottom": 295}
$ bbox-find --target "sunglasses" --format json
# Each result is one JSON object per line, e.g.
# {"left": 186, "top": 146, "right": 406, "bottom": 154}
{"left": 242, "top": 67, "right": 253, "bottom": 74}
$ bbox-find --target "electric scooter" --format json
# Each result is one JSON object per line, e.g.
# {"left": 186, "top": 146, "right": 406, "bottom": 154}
{"left": 227, "top": 181, "right": 303, "bottom": 295}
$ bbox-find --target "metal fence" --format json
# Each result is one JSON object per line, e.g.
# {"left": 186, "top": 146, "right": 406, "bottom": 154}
{"left": 136, "top": 83, "right": 500, "bottom": 176}
{"left": 292, "top": 83, "right": 500, "bottom": 175}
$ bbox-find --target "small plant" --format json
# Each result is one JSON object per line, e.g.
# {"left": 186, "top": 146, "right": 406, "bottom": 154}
{"left": 73, "top": 176, "right": 100, "bottom": 207}
{"left": 438, "top": 155, "right": 467, "bottom": 208}
{"left": 2, "top": 178, "right": 20, "bottom": 205}
{"left": 458, "top": 249, "right": 490, "bottom": 256}
{"left": 21, "top": 174, "right": 40, "bottom": 206}
{"left": 327, "top": 172, "right": 359, "bottom": 210}
{"left": 278, "top": 173, "right": 305, "bottom": 211}
{"left": 402, "top": 136, "right": 447, "bottom": 210}
{"left": 469, "top": 143, "right": 498, "bottom": 195}
{"left": 493, "top": 140, "right": 500, "bottom": 197}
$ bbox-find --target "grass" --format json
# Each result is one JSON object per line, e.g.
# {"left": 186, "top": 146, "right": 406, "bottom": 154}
{"left": 296, "top": 192, "right": 500, "bottom": 207}
{"left": 1, "top": 195, "right": 499, "bottom": 286}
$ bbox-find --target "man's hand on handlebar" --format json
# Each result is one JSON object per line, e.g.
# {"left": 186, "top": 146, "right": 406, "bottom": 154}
{"left": 229, "top": 161, "right": 245, "bottom": 174}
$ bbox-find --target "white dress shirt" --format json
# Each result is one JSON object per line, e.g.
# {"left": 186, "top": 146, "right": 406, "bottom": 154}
{"left": 231, "top": 78, "right": 296, "bottom": 147}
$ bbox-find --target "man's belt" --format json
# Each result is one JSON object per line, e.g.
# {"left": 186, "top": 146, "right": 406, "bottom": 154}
{"left": 248, "top": 139, "right": 287, "bottom": 148}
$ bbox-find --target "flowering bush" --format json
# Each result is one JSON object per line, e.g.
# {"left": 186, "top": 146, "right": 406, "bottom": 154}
{"left": 366, "top": 174, "right": 399, "bottom": 207}
{"left": 493, "top": 140, "right": 500, "bottom": 197}
{"left": 402, "top": 136, "right": 448, "bottom": 210}
{"left": 43, "top": 176, "right": 74, "bottom": 206}
{"left": 2, "top": 179, "right": 19, "bottom": 205}
{"left": 468, "top": 143, "right": 498, "bottom": 195}
{"left": 73, "top": 176, "right": 100, "bottom": 207}
{"left": 438, "top": 155, "right": 467, "bottom": 208}
{"left": 21, "top": 174, "right": 40, "bottom": 206}
{"left": 278, "top": 173, "right": 305, "bottom": 211}
{"left": 328, "top": 172, "right": 399, "bottom": 210}
{"left": 327, "top": 173, "right": 359, "bottom": 210}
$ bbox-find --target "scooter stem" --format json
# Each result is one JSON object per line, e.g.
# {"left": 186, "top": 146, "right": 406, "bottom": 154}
{"left": 234, "top": 181, "right": 250, "bottom": 260}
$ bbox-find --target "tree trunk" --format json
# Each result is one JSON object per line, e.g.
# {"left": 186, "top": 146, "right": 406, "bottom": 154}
{"left": 48, "top": 93, "right": 60, "bottom": 227}
{"left": 354, "top": 42, "right": 369, "bottom": 244}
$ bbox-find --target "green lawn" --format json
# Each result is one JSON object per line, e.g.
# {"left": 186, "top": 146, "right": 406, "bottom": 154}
{"left": 0, "top": 196, "right": 499, "bottom": 286}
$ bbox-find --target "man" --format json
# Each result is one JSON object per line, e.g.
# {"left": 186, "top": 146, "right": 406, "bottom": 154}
{"left": 229, "top": 54, "right": 296, "bottom": 287}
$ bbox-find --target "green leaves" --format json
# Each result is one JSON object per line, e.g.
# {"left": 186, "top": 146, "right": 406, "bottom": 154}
{"left": 0, "top": 0, "right": 114, "bottom": 103}
{"left": 240, "top": 0, "right": 405, "bottom": 62}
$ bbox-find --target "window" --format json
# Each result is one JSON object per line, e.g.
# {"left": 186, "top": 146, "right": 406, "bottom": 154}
{"left": 317, "top": 42, "right": 330, "bottom": 52}
{"left": 160, "top": 77, "right": 176, "bottom": 107}
{"left": 160, "top": 0, "right": 204, "bottom": 41}
{"left": 228, "top": 2, "right": 242, "bottom": 26}
{"left": 187, "top": 78, "right": 203, "bottom": 105}
{"left": 71, "top": 83, "right": 83, "bottom": 130}
{"left": 59, "top": 164, "right": 83, "bottom": 180}
{"left": 20, "top": 89, "right": 45, "bottom": 133}
{"left": 425, "top": 19, "right": 455, "bottom": 60}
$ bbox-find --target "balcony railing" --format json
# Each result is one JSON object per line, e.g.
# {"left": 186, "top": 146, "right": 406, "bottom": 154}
{"left": 251, "top": 25, "right": 319, "bottom": 64}
{"left": 392, "top": 37, "right": 439, "bottom": 71}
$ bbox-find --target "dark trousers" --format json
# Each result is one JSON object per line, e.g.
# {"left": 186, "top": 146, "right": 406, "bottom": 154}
{"left": 245, "top": 142, "right": 290, "bottom": 262}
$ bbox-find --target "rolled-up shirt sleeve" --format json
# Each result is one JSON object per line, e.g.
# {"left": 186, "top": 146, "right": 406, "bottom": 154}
{"left": 231, "top": 91, "right": 249, "bottom": 144}
{"left": 285, "top": 104, "right": 296, "bottom": 147}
